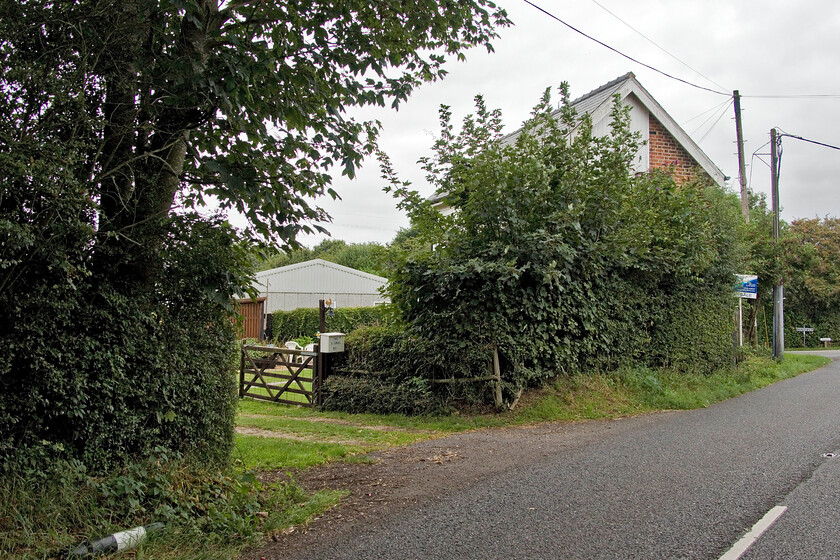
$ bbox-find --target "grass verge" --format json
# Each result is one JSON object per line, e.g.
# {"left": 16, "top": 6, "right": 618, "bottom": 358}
{"left": 234, "top": 353, "right": 831, "bottom": 470}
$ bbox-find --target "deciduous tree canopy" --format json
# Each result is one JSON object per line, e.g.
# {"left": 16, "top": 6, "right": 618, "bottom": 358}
{"left": 382, "top": 87, "right": 744, "bottom": 386}
{"left": 1, "top": 0, "right": 508, "bottom": 291}
{"left": 0, "top": 0, "right": 508, "bottom": 471}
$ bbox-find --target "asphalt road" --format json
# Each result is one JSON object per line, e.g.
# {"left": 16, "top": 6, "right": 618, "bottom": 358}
{"left": 267, "top": 351, "right": 840, "bottom": 560}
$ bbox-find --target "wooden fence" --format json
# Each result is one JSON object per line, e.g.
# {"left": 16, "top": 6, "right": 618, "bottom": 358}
{"left": 236, "top": 297, "right": 266, "bottom": 340}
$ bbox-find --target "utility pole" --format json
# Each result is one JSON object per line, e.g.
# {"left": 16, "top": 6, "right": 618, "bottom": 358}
{"left": 734, "top": 91, "right": 749, "bottom": 223}
{"left": 733, "top": 91, "right": 751, "bottom": 352}
{"left": 770, "top": 128, "right": 784, "bottom": 359}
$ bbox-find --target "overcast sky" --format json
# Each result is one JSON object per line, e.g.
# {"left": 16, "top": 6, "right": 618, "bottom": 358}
{"left": 277, "top": 0, "right": 840, "bottom": 247}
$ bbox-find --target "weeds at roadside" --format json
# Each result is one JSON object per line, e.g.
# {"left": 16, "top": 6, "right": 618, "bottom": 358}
{"left": 0, "top": 447, "right": 342, "bottom": 560}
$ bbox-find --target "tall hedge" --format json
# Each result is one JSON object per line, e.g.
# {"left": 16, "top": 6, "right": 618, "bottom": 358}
{"left": 1, "top": 215, "right": 244, "bottom": 472}
{"left": 380, "top": 87, "right": 744, "bottom": 389}
{"left": 269, "top": 306, "right": 391, "bottom": 342}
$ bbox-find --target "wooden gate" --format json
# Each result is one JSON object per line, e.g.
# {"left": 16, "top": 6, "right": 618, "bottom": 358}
{"left": 239, "top": 344, "right": 322, "bottom": 407}
{"left": 236, "top": 297, "right": 266, "bottom": 340}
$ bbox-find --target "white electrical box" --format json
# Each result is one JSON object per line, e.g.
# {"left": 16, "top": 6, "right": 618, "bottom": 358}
{"left": 320, "top": 332, "right": 346, "bottom": 353}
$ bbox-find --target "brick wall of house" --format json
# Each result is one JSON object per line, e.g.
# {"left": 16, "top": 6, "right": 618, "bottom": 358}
{"left": 648, "top": 116, "right": 703, "bottom": 184}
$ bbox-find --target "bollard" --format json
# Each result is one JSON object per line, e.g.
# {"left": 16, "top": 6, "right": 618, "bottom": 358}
{"left": 68, "top": 522, "right": 164, "bottom": 558}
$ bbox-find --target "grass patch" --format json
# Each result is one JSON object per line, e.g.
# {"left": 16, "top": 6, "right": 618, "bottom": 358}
{"left": 234, "top": 354, "right": 831, "bottom": 473}
{"left": 233, "top": 434, "right": 364, "bottom": 470}
{"left": 0, "top": 450, "right": 344, "bottom": 560}
{"left": 513, "top": 353, "right": 830, "bottom": 422}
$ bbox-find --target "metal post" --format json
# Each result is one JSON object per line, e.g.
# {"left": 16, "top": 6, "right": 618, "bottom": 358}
{"left": 770, "top": 128, "right": 784, "bottom": 359}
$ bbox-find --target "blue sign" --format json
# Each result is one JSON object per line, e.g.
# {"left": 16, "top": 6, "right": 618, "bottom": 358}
{"left": 735, "top": 274, "right": 758, "bottom": 299}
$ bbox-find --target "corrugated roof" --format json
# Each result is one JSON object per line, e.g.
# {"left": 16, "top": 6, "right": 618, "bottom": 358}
{"left": 255, "top": 258, "right": 387, "bottom": 284}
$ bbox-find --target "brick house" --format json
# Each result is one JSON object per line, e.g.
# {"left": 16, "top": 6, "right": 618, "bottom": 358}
{"left": 431, "top": 72, "right": 725, "bottom": 213}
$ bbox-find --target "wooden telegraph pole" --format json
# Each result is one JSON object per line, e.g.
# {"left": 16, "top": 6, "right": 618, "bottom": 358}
{"left": 733, "top": 91, "right": 751, "bottom": 351}
{"left": 734, "top": 91, "right": 749, "bottom": 223}
{"left": 770, "top": 128, "right": 785, "bottom": 359}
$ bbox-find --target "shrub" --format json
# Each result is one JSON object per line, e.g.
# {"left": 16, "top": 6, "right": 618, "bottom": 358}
{"left": 380, "top": 87, "right": 743, "bottom": 393}
{"left": 269, "top": 305, "right": 392, "bottom": 342}
{"left": 333, "top": 325, "right": 492, "bottom": 382}
{"left": 0, "top": 215, "right": 244, "bottom": 473}
{"left": 320, "top": 375, "right": 448, "bottom": 415}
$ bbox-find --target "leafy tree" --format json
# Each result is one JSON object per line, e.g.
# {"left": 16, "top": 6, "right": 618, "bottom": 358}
{"left": 1, "top": 0, "right": 508, "bottom": 294}
{"left": 0, "top": 0, "right": 509, "bottom": 470}
{"left": 781, "top": 217, "right": 840, "bottom": 345}
{"left": 381, "top": 85, "right": 743, "bottom": 390}
{"left": 740, "top": 198, "right": 840, "bottom": 348}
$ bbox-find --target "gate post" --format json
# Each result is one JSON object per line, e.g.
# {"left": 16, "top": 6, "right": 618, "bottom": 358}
{"left": 238, "top": 341, "right": 245, "bottom": 398}
{"left": 315, "top": 343, "right": 323, "bottom": 407}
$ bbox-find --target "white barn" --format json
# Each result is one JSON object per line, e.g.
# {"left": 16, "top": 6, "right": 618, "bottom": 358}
{"left": 254, "top": 258, "right": 389, "bottom": 313}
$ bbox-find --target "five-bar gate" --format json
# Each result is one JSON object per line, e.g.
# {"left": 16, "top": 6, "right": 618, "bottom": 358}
{"left": 239, "top": 344, "right": 322, "bottom": 407}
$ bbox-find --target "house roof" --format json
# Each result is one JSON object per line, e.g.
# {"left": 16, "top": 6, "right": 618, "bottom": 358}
{"left": 429, "top": 73, "right": 726, "bottom": 206}
{"left": 569, "top": 72, "right": 725, "bottom": 185}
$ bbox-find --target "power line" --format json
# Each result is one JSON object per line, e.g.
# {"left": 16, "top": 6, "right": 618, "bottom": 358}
{"left": 777, "top": 131, "right": 840, "bottom": 151}
{"left": 697, "top": 99, "right": 733, "bottom": 143}
{"left": 681, "top": 99, "right": 733, "bottom": 127}
{"left": 523, "top": 1, "right": 840, "bottom": 100}
{"left": 521, "top": 0, "right": 730, "bottom": 97}
{"left": 690, "top": 98, "right": 732, "bottom": 137}
{"left": 587, "top": 0, "right": 727, "bottom": 92}
{"left": 744, "top": 94, "right": 840, "bottom": 99}
{"left": 747, "top": 141, "right": 771, "bottom": 193}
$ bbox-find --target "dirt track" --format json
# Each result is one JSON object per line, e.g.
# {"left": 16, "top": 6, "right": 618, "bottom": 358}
{"left": 241, "top": 416, "right": 640, "bottom": 559}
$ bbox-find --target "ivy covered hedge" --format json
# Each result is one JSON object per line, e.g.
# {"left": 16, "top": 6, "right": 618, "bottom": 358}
{"left": 376, "top": 86, "right": 743, "bottom": 395}
{"left": 1, "top": 215, "right": 245, "bottom": 472}
{"left": 269, "top": 306, "right": 390, "bottom": 341}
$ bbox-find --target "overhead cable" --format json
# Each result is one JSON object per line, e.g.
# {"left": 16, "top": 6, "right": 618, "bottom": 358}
{"left": 682, "top": 99, "right": 734, "bottom": 127}
{"left": 691, "top": 98, "right": 733, "bottom": 138}
{"left": 698, "top": 100, "right": 733, "bottom": 143}
{"left": 587, "top": 0, "right": 728, "bottom": 92}
{"left": 777, "top": 131, "right": 840, "bottom": 151}
{"left": 522, "top": 0, "right": 730, "bottom": 97}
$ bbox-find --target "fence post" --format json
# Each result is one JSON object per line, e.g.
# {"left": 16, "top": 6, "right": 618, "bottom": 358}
{"left": 492, "top": 344, "right": 503, "bottom": 409}
{"left": 315, "top": 343, "right": 323, "bottom": 407}
{"left": 238, "top": 341, "right": 245, "bottom": 398}
{"left": 264, "top": 313, "right": 273, "bottom": 341}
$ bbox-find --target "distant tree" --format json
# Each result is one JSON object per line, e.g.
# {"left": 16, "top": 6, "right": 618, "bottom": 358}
{"left": 259, "top": 239, "right": 390, "bottom": 277}
{"left": 782, "top": 217, "right": 840, "bottom": 344}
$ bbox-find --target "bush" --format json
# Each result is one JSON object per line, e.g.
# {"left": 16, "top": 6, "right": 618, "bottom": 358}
{"left": 0, "top": 215, "right": 244, "bottom": 473}
{"left": 320, "top": 375, "right": 448, "bottom": 415}
{"left": 269, "top": 305, "right": 392, "bottom": 342}
{"left": 332, "top": 325, "right": 492, "bottom": 382}
{"left": 382, "top": 90, "right": 743, "bottom": 391}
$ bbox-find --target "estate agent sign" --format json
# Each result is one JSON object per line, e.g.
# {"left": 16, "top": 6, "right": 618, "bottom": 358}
{"left": 735, "top": 274, "right": 758, "bottom": 299}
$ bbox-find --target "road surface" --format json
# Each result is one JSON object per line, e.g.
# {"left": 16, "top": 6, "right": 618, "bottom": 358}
{"left": 253, "top": 351, "right": 840, "bottom": 560}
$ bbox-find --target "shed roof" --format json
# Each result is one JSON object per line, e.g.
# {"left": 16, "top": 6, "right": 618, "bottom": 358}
{"left": 255, "top": 258, "right": 387, "bottom": 284}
